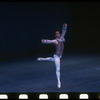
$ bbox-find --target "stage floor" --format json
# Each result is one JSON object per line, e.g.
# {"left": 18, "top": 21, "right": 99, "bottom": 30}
{"left": 0, "top": 53, "right": 100, "bottom": 93}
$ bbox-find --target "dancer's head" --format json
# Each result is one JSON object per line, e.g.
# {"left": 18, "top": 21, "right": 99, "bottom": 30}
{"left": 55, "top": 31, "right": 61, "bottom": 38}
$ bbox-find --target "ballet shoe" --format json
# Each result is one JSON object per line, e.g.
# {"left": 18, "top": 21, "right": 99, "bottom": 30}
{"left": 37, "top": 57, "right": 42, "bottom": 61}
{"left": 57, "top": 82, "right": 61, "bottom": 88}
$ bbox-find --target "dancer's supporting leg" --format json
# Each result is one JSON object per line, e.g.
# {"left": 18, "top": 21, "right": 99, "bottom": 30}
{"left": 37, "top": 55, "right": 61, "bottom": 88}
{"left": 54, "top": 54, "right": 61, "bottom": 88}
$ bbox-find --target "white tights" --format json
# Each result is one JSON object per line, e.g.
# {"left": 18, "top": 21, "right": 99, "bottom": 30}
{"left": 40, "top": 54, "right": 61, "bottom": 86}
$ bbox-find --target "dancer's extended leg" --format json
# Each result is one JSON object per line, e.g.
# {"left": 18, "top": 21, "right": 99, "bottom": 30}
{"left": 37, "top": 57, "right": 54, "bottom": 62}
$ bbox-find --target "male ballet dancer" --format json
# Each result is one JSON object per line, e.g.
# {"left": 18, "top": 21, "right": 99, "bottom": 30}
{"left": 37, "top": 23, "right": 67, "bottom": 88}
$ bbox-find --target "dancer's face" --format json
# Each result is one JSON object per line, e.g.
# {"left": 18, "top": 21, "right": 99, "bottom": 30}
{"left": 55, "top": 31, "right": 61, "bottom": 38}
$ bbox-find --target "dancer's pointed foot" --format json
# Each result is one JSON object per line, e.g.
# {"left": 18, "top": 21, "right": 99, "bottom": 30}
{"left": 37, "top": 57, "right": 42, "bottom": 61}
{"left": 57, "top": 81, "right": 61, "bottom": 88}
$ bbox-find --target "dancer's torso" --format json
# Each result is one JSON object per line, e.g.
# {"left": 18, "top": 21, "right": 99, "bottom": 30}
{"left": 55, "top": 39, "right": 64, "bottom": 57}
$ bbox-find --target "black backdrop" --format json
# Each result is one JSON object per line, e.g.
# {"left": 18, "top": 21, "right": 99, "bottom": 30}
{"left": 0, "top": 1, "right": 100, "bottom": 60}
{"left": 71, "top": 2, "right": 100, "bottom": 52}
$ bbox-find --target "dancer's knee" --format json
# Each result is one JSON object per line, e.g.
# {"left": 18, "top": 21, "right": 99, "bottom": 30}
{"left": 49, "top": 57, "right": 54, "bottom": 62}
{"left": 56, "top": 67, "right": 60, "bottom": 72}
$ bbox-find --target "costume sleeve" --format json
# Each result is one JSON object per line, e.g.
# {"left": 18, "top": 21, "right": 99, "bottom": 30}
{"left": 61, "top": 24, "right": 67, "bottom": 38}
{"left": 43, "top": 39, "right": 58, "bottom": 45}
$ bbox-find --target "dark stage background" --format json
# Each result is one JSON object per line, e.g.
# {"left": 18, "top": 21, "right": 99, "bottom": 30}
{"left": 0, "top": 2, "right": 100, "bottom": 93}
{"left": 0, "top": 2, "right": 100, "bottom": 60}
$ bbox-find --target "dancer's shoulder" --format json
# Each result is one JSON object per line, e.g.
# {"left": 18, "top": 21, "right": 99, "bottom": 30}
{"left": 56, "top": 37, "right": 65, "bottom": 42}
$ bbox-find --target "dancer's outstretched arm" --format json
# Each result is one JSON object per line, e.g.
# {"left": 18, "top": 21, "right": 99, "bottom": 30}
{"left": 41, "top": 39, "right": 58, "bottom": 45}
{"left": 61, "top": 23, "right": 67, "bottom": 39}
